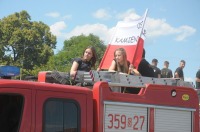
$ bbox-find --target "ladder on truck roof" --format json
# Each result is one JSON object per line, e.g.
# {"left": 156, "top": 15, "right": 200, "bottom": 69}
{"left": 78, "top": 70, "right": 194, "bottom": 88}
{"left": 41, "top": 70, "right": 194, "bottom": 88}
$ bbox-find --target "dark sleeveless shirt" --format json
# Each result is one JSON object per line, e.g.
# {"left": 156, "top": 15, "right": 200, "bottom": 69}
{"left": 73, "top": 58, "right": 91, "bottom": 72}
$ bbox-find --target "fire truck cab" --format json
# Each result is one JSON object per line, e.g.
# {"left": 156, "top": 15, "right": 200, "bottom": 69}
{"left": 0, "top": 70, "right": 199, "bottom": 132}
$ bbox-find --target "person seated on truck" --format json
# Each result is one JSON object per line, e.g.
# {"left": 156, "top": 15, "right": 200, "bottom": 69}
{"left": 108, "top": 48, "right": 140, "bottom": 76}
{"left": 123, "top": 48, "right": 154, "bottom": 94}
{"left": 138, "top": 49, "right": 154, "bottom": 77}
{"left": 108, "top": 48, "right": 141, "bottom": 93}
{"left": 51, "top": 46, "right": 97, "bottom": 85}
{"left": 70, "top": 46, "right": 97, "bottom": 78}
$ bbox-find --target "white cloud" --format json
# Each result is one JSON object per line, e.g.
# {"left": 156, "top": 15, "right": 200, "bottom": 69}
{"left": 62, "top": 15, "right": 72, "bottom": 20}
{"left": 175, "top": 25, "right": 196, "bottom": 41}
{"left": 45, "top": 12, "right": 71, "bottom": 20}
{"left": 50, "top": 21, "right": 114, "bottom": 44}
{"left": 50, "top": 21, "right": 67, "bottom": 37}
{"left": 50, "top": 9, "right": 196, "bottom": 46}
{"left": 65, "top": 24, "right": 115, "bottom": 44}
{"left": 145, "top": 18, "right": 196, "bottom": 41}
{"left": 93, "top": 9, "right": 111, "bottom": 20}
{"left": 116, "top": 9, "right": 139, "bottom": 21}
{"left": 146, "top": 18, "right": 176, "bottom": 37}
{"left": 45, "top": 12, "right": 60, "bottom": 18}
{"left": 115, "top": 9, "right": 196, "bottom": 41}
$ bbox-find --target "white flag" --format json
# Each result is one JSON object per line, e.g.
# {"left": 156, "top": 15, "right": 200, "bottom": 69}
{"left": 99, "top": 9, "right": 148, "bottom": 70}
{"left": 109, "top": 9, "right": 148, "bottom": 45}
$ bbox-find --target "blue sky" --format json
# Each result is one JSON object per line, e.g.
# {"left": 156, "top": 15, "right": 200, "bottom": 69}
{"left": 1, "top": 0, "right": 200, "bottom": 85}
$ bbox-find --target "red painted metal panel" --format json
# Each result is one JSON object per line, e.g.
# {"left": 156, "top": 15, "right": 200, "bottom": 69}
{"left": 93, "top": 81, "right": 199, "bottom": 132}
{"left": 0, "top": 79, "right": 93, "bottom": 132}
{"left": 0, "top": 87, "right": 32, "bottom": 131}
{"left": 38, "top": 71, "right": 47, "bottom": 82}
{"left": 149, "top": 108, "right": 154, "bottom": 132}
{"left": 35, "top": 85, "right": 93, "bottom": 132}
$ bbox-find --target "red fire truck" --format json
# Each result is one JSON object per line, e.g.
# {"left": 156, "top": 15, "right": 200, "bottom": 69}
{"left": 0, "top": 70, "right": 199, "bottom": 132}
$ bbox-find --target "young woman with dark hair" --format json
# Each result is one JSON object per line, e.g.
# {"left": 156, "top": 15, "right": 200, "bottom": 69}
{"left": 70, "top": 46, "right": 97, "bottom": 77}
{"left": 51, "top": 46, "right": 97, "bottom": 85}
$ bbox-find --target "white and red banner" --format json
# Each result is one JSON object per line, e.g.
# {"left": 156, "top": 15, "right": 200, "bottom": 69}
{"left": 99, "top": 9, "right": 148, "bottom": 70}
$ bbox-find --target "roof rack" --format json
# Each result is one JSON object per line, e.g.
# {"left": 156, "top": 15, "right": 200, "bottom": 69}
{"left": 42, "top": 70, "right": 194, "bottom": 88}
{"left": 75, "top": 70, "right": 194, "bottom": 88}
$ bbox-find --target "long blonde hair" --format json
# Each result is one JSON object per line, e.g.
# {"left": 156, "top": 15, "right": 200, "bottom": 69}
{"left": 114, "top": 48, "right": 129, "bottom": 73}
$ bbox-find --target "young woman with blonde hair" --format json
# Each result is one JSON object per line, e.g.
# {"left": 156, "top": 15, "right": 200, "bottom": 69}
{"left": 109, "top": 48, "right": 140, "bottom": 75}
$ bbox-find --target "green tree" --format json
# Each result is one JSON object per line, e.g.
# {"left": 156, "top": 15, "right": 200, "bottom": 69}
{"left": 45, "top": 34, "right": 107, "bottom": 72}
{"left": 0, "top": 10, "right": 56, "bottom": 78}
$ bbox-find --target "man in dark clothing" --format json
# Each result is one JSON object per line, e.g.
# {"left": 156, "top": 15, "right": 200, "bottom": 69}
{"left": 138, "top": 49, "right": 154, "bottom": 77}
{"left": 174, "top": 60, "right": 186, "bottom": 81}
{"left": 161, "top": 61, "right": 173, "bottom": 78}
{"left": 151, "top": 58, "right": 161, "bottom": 78}
{"left": 196, "top": 67, "right": 200, "bottom": 89}
{"left": 126, "top": 49, "right": 154, "bottom": 94}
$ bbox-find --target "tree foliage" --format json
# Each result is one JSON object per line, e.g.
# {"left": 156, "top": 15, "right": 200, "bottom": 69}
{"left": 0, "top": 10, "right": 56, "bottom": 78}
{"left": 45, "top": 34, "right": 107, "bottom": 72}
{"left": 0, "top": 10, "right": 107, "bottom": 79}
